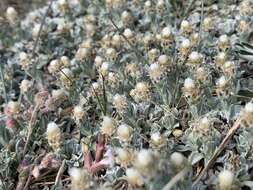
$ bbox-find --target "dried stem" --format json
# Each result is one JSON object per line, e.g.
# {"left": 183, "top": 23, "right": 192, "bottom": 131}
{"left": 192, "top": 118, "right": 242, "bottom": 187}
{"left": 54, "top": 159, "right": 66, "bottom": 186}
{"left": 0, "top": 65, "right": 7, "bottom": 103}
{"left": 107, "top": 14, "right": 147, "bottom": 64}
{"left": 197, "top": 0, "right": 205, "bottom": 51}
{"left": 162, "top": 167, "right": 189, "bottom": 190}
{"left": 23, "top": 104, "right": 39, "bottom": 156}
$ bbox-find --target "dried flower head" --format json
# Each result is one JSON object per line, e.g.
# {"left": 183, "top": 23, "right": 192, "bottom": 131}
{"left": 130, "top": 82, "right": 151, "bottom": 102}
{"left": 112, "top": 94, "right": 127, "bottom": 113}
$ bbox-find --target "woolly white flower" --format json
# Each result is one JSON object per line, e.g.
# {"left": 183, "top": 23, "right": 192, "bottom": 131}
{"left": 245, "top": 102, "right": 253, "bottom": 113}
{"left": 6, "top": 7, "right": 18, "bottom": 25}
{"left": 20, "top": 79, "right": 32, "bottom": 93}
{"left": 116, "top": 148, "right": 133, "bottom": 167}
{"left": 99, "top": 62, "right": 110, "bottom": 76}
{"left": 181, "top": 20, "right": 191, "bottom": 33}
{"left": 170, "top": 152, "right": 185, "bottom": 167}
{"left": 100, "top": 116, "right": 116, "bottom": 136}
{"left": 73, "top": 105, "right": 86, "bottom": 121}
{"left": 184, "top": 78, "right": 195, "bottom": 90}
{"left": 112, "top": 94, "right": 127, "bottom": 112}
{"left": 188, "top": 51, "right": 202, "bottom": 64}
{"left": 218, "top": 170, "right": 234, "bottom": 190}
{"left": 48, "top": 59, "right": 61, "bottom": 74}
{"left": 149, "top": 63, "right": 163, "bottom": 81}
{"left": 161, "top": 26, "right": 172, "bottom": 39}
{"left": 7, "top": 101, "right": 20, "bottom": 114}
{"left": 117, "top": 124, "right": 132, "bottom": 142}
{"left": 69, "top": 168, "right": 89, "bottom": 190}
{"left": 46, "top": 122, "right": 61, "bottom": 151}
{"left": 125, "top": 168, "right": 144, "bottom": 187}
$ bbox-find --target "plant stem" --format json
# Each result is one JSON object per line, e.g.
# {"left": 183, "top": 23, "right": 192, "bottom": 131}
{"left": 162, "top": 167, "right": 189, "bottom": 190}
{"left": 192, "top": 118, "right": 241, "bottom": 187}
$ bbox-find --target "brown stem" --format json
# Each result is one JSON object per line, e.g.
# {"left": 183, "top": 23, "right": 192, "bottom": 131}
{"left": 162, "top": 167, "right": 189, "bottom": 190}
{"left": 95, "top": 134, "right": 105, "bottom": 163}
{"left": 23, "top": 104, "right": 39, "bottom": 156}
{"left": 192, "top": 118, "right": 242, "bottom": 187}
{"left": 54, "top": 159, "right": 66, "bottom": 186}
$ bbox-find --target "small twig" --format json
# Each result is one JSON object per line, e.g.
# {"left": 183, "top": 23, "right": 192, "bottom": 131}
{"left": 197, "top": 0, "right": 205, "bottom": 51}
{"left": 22, "top": 173, "right": 32, "bottom": 190}
{"left": 182, "top": 0, "right": 197, "bottom": 22}
{"left": 54, "top": 159, "right": 66, "bottom": 186}
{"left": 101, "top": 75, "right": 107, "bottom": 114}
{"left": 31, "top": 0, "right": 54, "bottom": 58}
{"left": 18, "top": 0, "right": 54, "bottom": 103}
{"left": 162, "top": 167, "right": 189, "bottom": 190}
{"left": 107, "top": 14, "right": 147, "bottom": 64}
{"left": 0, "top": 65, "right": 7, "bottom": 103}
{"left": 192, "top": 118, "right": 242, "bottom": 187}
{"left": 23, "top": 104, "right": 39, "bottom": 156}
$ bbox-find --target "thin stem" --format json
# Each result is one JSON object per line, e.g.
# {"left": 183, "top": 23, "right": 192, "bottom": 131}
{"left": 192, "top": 118, "right": 241, "bottom": 187}
{"left": 54, "top": 159, "right": 66, "bottom": 186}
{"left": 23, "top": 104, "right": 39, "bottom": 156}
{"left": 162, "top": 167, "right": 189, "bottom": 190}
{"left": 197, "top": 0, "right": 205, "bottom": 51}
{"left": 0, "top": 65, "right": 7, "bottom": 103}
